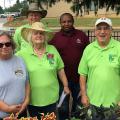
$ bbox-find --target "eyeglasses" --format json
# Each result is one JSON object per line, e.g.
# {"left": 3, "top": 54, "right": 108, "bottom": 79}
{"left": 0, "top": 42, "right": 12, "bottom": 48}
{"left": 96, "top": 26, "right": 111, "bottom": 31}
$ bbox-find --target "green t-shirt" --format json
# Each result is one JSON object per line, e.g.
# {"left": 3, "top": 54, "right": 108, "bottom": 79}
{"left": 13, "top": 24, "right": 31, "bottom": 52}
{"left": 16, "top": 45, "right": 64, "bottom": 106}
{"left": 78, "top": 38, "right": 120, "bottom": 107}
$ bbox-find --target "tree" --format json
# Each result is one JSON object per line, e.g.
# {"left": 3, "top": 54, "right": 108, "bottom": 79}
{"left": 16, "top": 0, "right": 20, "bottom": 4}
{"left": 27, "top": 0, "right": 120, "bottom": 16}
{"left": 4, "top": 0, "right": 28, "bottom": 16}
{"left": 0, "top": 6, "right": 4, "bottom": 14}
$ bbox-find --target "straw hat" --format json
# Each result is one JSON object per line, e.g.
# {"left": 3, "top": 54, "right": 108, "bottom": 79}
{"left": 21, "top": 22, "right": 52, "bottom": 42}
{"left": 27, "top": 2, "right": 47, "bottom": 18}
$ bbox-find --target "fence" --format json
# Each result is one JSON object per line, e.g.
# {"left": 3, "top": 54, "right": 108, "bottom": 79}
{"left": 1, "top": 28, "right": 120, "bottom": 42}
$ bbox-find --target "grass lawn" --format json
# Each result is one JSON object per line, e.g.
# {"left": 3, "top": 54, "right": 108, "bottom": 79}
{"left": 41, "top": 17, "right": 120, "bottom": 28}
{"left": 4, "top": 17, "right": 120, "bottom": 28}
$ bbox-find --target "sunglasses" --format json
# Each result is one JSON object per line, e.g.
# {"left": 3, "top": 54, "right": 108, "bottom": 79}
{"left": 0, "top": 42, "right": 12, "bottom": 48}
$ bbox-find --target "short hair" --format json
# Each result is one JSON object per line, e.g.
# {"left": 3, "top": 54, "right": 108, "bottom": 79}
{"left": 0, "top": 31, "right": 16, "bottom": 51}
{"left": 60, "top": 13, "right": 74, "bottom": 23}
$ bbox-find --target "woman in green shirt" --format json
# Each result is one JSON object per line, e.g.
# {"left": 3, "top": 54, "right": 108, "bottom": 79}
{"left": 17, "top": 22, "right": 70, "bottom": 119}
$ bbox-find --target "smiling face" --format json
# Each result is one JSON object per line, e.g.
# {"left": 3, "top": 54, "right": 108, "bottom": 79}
{"left": 0, "top": 35, "right": 13, "bottom": 59}
{"left": 31, "top": 30, "right": 45, "bottom": 46}
{"left": 28, "top": 12, "right": 41, "bottom": 24}
{"left": 95, "top": 22, "right": 112, "bottom": 46}
{"left": 60, "top": 13, "right": 74, "bottom": 31}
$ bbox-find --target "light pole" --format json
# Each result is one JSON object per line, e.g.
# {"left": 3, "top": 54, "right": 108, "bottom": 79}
{"left": 4, "top": 0, "right": 5, "bottom": 9}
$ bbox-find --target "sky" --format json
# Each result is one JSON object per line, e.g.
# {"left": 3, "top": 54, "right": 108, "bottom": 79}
{"left": 0, "top": 0, "right": 23, "bottom": 9}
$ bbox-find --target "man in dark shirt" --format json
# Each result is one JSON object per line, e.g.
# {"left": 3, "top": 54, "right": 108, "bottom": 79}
{"left": 49, "top": 13, "right": 89, "bottom": 120}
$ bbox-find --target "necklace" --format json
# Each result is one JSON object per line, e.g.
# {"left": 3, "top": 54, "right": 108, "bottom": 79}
{"left": 34, "top": 48, "right": 46, "bottom": 56}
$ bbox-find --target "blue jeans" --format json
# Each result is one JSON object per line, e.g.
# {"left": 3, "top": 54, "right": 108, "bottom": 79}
{"left": 58, "top": 80, "right": 80, "bottom": 120}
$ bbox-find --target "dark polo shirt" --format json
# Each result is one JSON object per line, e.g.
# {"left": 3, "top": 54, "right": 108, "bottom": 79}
{"left": 49, "top": 28, "right": 89, "bottom": 82}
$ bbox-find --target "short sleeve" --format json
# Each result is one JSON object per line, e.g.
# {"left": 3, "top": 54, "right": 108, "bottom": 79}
{"left": 17, "top": 56, "right": 29, "bottom": 82}
{"left": 13, "top": 27, "right": 22, "bottom": 51}
{"left": 78, "top": 48, "right": 88, "bottom": 76}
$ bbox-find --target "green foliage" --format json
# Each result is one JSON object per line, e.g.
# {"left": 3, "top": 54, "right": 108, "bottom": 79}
{"left": 4, "top": 0, "right": 28, "bottom": 14}
{"left": 0, "top": 6, "right": 4, "bottom": 14}
{"left": 16, "top": 0, "right": 20, "bottom": 4}
{"left": 27, "top": 0, "right": 120, "bottom": 16}
{"left": 5, "top": 0, "right": 119, "bottom": 16}
{"left": 66, "top": 117, "right": 80, "bottom": 120}
{"left": 69, "top": 104, "right": 120, "bottom": 120}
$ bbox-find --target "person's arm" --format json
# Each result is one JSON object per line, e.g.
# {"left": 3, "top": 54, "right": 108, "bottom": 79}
{"left": 0, "top": 101, "right": 21, "bottom": 113}
{"left": 58, "top": 68, "right": 70, "bottom": 94}
{"left": 13, "top": 27, "right": 22, "bottom": 51}
{"left": 79, "top": 75, "right": 89, "bottom": 107}
{"left": 17, "top": 81, "right": 30, "bottom": 115}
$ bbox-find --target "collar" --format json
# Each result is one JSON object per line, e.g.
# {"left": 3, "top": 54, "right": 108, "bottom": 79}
{"left": 28, "top": 44, "right": 48, "bottom": 56}
{"left": 93, "top": 37, "right": 115, "bottom": 50}
{"left": 60, "top": 27, "right": 76, "bottom": 37}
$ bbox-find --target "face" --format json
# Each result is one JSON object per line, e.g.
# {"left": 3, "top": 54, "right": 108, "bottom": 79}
{"left": 0, "top": 35, "right": 13, "bottom": 59}
{"left": 28, "top": 12, "right": 41, "bottom": 24}
{"left": 95, "top": 23, "right": 112, "bottom": 44}
{"left": 60, "top": 15, "right": 74, "bottom": 31}
{"left": 31, "top": 30, "right": 45, "bottom": 45}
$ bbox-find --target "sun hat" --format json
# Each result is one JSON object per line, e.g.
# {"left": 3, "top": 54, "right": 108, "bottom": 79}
{"left": 95, "top": 17, "right": 112, "bottom": 27}
{"left": 21, "top": 22, "right": 52, "bottom": 42}
{"left": 27, "top": 2, "right": 47, "bottom": 18}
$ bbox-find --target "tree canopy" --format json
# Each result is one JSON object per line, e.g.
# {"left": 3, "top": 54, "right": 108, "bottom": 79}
{"left": 3, "top": 0, "right": 120, "bottom": 16}
{"left": 27, "top": 0, "right": 120, "bottom": 16}
{"left": 0, "top": 6, "right": 4, "bottom": 14}
{"left": 4, "top": 0, "right": 28, "bottom": 16}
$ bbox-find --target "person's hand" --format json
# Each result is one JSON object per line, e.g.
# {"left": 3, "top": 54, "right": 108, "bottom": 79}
{"left": 81, "top": 95, "right": 89, "bottom": 107}
{"left": 16, "top": 99, "right": 29, "bottom": 116}
{"left": 118, "top": 102, "right": 120, "bottom": 106}
{"left": 16, "top": 104, "right": 26, "bottom": 116}
{"left": 63, "top": 86, "right": 70, "bottom": 94}
{"left": 8, "top": 104, "right": 22, "bottom": 114}
{"left": 3, "top": 116, "right": 18, "bottom": 120}
{"left": 4, "top": 113, "right": 18, "bottom": 120}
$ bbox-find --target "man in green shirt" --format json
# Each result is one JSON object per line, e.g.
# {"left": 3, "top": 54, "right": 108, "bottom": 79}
{"left": 13, "top": 2, "right": 47, "bottom": 51}
{"left": 78, "top": 17, "right": 120, "bottom": 115}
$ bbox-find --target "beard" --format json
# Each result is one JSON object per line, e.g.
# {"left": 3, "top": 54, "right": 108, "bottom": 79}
{"left": 101, "top": 37, "right": 106, "bottom": 42}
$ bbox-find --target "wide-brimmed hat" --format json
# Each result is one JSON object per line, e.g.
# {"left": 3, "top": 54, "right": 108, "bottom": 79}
{"left": 27, "top": 2, "right": 47, "bottom": 18}
{"left": 21, "top": 22, "right": 52, "bottom": 42}
{"left": 95, "top": 17, "right": 112, "bottom": 27}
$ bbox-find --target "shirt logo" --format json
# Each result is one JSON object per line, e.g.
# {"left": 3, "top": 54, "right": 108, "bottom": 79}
{"left": 109, "top": 54, "right": 117, "bottom": 63}
{"left": 46, "top": 53, "right": 54, "bottom": 65}
{"left": 14, "top": 69, "right": 24, "bottom": 77}
{"left": 76, "top": 38, "right": 82, "bottom": 44}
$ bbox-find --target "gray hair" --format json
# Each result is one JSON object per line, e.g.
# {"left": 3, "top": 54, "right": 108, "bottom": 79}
{"left": 0, "top": 31, "right": 16, "bottom": 51}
